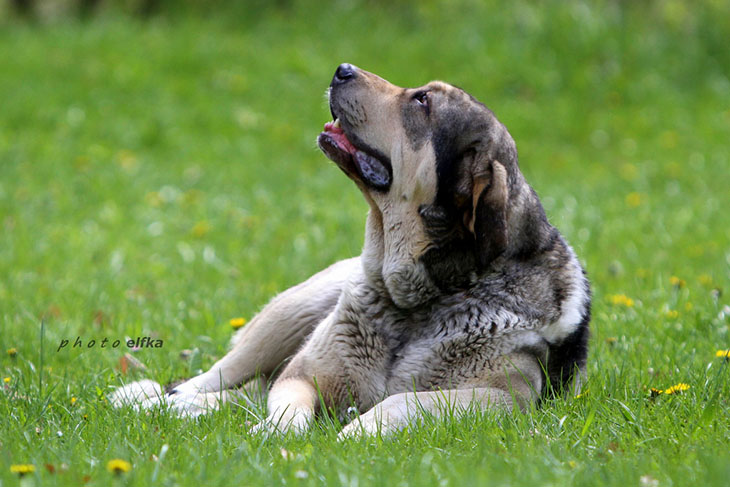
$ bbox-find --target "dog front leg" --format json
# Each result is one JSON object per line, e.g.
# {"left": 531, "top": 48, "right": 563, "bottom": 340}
{"left": 111, "top": 258, "right": 358, "bottom": 414}
{"left": 338, "top": 387, "right": 516, "bottom": 438}
{"left": 253, "top": 310, "right": 340, "bottom": 434}
{"left": 339, "top": 354, "right": 542, "bottom": 438}
{"left": 171, "top": 257, "right": 359, "bottom": 396}
{"left": 253, "top": 377, "right": 318, "bottom": 434}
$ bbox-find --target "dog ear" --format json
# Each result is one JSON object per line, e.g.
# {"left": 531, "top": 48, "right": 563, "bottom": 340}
{"left": 466, "top": 158, "right": 509, "bottom": 269}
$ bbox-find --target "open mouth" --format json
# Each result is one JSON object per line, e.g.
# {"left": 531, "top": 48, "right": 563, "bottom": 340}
{"left": 317, "top": 119, "right": 392, "bottom": 190}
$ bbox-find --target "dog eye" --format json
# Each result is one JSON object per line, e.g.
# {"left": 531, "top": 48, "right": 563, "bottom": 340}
{"left": 413, "top": 91, "right": 430, "bottom": 112}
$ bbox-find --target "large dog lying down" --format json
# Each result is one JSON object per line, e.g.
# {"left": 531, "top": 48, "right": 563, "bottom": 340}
{"left": 111, "top": 64, "right": 591, "bottom": 437}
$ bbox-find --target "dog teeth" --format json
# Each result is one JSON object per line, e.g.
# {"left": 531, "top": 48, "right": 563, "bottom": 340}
{"left": 333, "top": 118, "right": 341, "bottom": 128}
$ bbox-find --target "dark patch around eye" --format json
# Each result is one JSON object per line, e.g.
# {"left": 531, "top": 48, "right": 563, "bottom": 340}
{"left": 401, "top": 91, "right": 432, "bottom": 151}
{"left": 413, "top": 91, "right": 430, "bottom": 115}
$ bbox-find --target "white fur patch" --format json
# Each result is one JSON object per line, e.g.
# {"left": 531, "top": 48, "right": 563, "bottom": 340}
{"left": 108, "top": 379, "right": 164, "bottom": 408}
{"left": 541, "top": 258, "right": 587, "bottom": 343}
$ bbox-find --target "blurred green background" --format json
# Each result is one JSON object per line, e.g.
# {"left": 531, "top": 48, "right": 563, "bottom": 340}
{"left": 1, "top": 1, "right": 729, "bottom": 485}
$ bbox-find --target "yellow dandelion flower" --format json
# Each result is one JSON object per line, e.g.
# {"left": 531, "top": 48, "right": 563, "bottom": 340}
{"left": 698, "top": 274, "right": 713, "bottom": 286}
{"left": 664, "top": 383, "right": 690, "bottom": 395}
{"left": 715, "top": 350, "right": 730, "bottom": 359}
{"left": 625, "top": 192, "right": 642, "bottom": 208}
{"left": 70, "top": 397, "right": 77, "bottom": 406}
{"left": 619, "top": 163, "right": 638, "bottom": 181}
{"left": 145, "top": 191, "right": 163, "bottom": 207}
{"left": 688, "top": 245, "right": 704, "bottom": 257}
{"left": 649, "top": 387, "right": 663, "bottom": 397}
{"left": 106, "top": 459, "right": 132, "bottom": 474}
{"left": 608, "top": 294, "right": 634, "bottom": 307}
{"left": 3, "top": 377, "right": 10, "bottom": 384}
{"left": 660, "top": 130, "right": 678, "bottom": 149}
{"left": 669, "top": 276, "right": 686, "bottom": 288}
{"left": 574, "top": 389, "right": 589, "bottom": 399}
{"left": 191, "top": 221, "right": 211, "bottom": 238}
{"left": 7, "top": 347, "right": 17, "bottom": 357}
{"left": 10, "top": 464, "right": 36, "bottom": 476}
{"left": 229, "top": 317, "right": 247, "bottom": 329}
{"left": 665, "top": 310, "right": 679, "bottom": 319}
{"left": 116, "top": 149, "right": 139, "bottom": 173}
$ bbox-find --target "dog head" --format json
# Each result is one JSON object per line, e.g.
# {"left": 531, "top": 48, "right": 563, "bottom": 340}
{"left": 318, "top": 64, "right": 551, "bottom": 308}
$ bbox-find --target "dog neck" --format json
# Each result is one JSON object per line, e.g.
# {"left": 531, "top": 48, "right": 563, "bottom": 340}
{"left": 361, "top": 208, "right": 439, "bottom": 309}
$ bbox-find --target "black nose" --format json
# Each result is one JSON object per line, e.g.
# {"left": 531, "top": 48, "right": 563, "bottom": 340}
{"left": 333, "top": 63, "right": 356, "bottom": 84}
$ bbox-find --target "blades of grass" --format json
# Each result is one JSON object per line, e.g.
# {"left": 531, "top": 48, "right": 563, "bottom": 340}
{"left": 39, "top": 318, "right": 45, "bottom": 396}
{"left": 580, "top": 406, "right": 596, "bottom": 438}
{"left": 151, "top": 443, "right": 169, "bottom": 482}
{"left": 696, "top": 359, "right": 727, "bottom": 431}
{"left": 613, "top": 399, "right": 643, "bottom": 437}
{"left": 188, "top": 347, "right": 202, "bottom": 376}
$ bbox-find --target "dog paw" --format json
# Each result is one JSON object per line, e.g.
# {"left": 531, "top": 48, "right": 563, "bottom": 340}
{"left": 338, "top": 402, "right": 405, "bottom": 439}
{"left": 108, "top": 379, "right": 164, "bottom": 409}
{"left": 109, "top": 379, "right": 224, "bottom": 418}
{"left": 251, "top": 409, "right": 312, "bottom": 436}
{"left": 164, "top": 391, "right": 222, "bottom": 417}
{"left": 338, "top": 415, "right": 378, "bottom": 440}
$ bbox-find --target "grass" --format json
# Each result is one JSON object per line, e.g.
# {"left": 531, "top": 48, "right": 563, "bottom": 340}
{"left": 1, "top": 0, "right": 729, "bottom": 485}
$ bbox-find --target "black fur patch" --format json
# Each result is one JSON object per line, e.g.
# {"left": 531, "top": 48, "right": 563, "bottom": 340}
{"left": 473, "top": 178, "right": 508, "bottom": 268}
{"left": 164, "top": 379, "right": 186, "bottom": 394}
{"left": 420, "top": 239, "right": 477, "bottom": 291}
{"left": 418, "top": 204, "right": 478, "bottom": 291}
{"left": 542, "top": 291, "right": 591, "bottom": 396}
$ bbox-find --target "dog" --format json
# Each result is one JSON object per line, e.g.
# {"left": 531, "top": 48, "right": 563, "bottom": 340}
{"left": 110, "top": 64, "right": 591, "bottom": 437}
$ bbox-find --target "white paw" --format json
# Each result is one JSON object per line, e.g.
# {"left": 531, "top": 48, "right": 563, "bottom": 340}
{"left": 108, "top": 379, "right": 164, "bottom": 408}
{"left": 338, "top": 401, "right": 406, "bottom": 439}
{"left": 164, "top": 392, "right": 219, "bottom": 418}
{"left": 251, "top": 409, "right": 312, "bottom": 435}
{"left": 109, "top": 380, "right": 222, "bottom": 417}
{"left": 338, "top": 412, "right": 381, "bottom": 439}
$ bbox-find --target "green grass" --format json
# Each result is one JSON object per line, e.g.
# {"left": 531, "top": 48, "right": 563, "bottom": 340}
{"left": 2, "top": 0, "right": 729, "bottom": 485}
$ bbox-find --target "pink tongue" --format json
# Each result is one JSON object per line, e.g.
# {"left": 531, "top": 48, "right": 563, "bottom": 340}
{"left": 323, "top": 122, "right": 390, "bottom": 188}
{"left": 324, "top": 123, "right": 358, "bottom": 154}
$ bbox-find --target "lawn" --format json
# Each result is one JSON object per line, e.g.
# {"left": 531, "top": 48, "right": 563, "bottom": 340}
{"left": 1, "top": 1, "right": 729, "bottom": 485}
